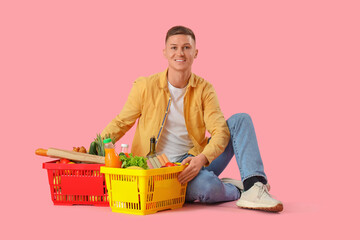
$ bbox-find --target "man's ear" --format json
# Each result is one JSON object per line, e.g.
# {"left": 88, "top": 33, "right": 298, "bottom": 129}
{"left": 163, "top": 48, "right": 166, "bottom": 57}
{"left": 194, "top": 49, "right": 198, "bottom": 58}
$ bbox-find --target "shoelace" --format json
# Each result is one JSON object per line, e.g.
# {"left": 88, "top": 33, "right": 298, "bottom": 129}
{"left": 257, "top": 184, "right": 270, "bottom": 199}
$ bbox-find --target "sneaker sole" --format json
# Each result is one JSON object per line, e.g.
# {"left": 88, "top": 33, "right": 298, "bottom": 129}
{"left": 238, "top": 203, "right": 283, "bottom": 212}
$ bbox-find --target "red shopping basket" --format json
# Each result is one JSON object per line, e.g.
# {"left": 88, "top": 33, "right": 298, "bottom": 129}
{"left": 43, "top": 160, "right": 109, "bottom": 206}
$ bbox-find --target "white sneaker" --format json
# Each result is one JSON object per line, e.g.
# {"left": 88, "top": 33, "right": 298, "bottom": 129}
{"left": 236, "top": 182, "right": 283, "bottom": 212}
{"left": 220, "top": 178, "right": 244, "bottom": 191}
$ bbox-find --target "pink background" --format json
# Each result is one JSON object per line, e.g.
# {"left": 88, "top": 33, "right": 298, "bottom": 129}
{"left": 1, "top": 0, "right": 359, "bottom": 239}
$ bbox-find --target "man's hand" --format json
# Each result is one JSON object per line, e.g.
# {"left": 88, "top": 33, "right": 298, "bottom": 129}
{"left": 178, "top": 154, "right": 208, "bottom": 184}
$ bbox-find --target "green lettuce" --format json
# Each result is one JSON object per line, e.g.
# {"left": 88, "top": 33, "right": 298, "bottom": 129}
{"left": 119, "top": 153, "right": 149, "bottom": 169}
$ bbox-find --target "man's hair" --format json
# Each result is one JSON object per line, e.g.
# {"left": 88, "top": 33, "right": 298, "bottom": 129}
{"left": 165, "top": 26, "right": 196, "bottom": 43}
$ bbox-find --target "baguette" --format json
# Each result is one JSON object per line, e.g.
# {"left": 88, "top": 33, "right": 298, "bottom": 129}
{"left": 146, "top": 159, "right": 154, "bottom": 169}
{"left": 148, "top": 157, "right": 158, "bottom": 168}
{"left": 152, "top": 157, "right": 162, "bottom": 168}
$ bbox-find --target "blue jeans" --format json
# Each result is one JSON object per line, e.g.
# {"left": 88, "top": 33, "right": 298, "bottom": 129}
{"left": 178, "top": 113, "right": 267, "bottom": 203}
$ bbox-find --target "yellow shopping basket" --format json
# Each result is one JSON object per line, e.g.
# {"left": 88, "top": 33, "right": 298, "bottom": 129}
{"left": 100, "top": 165, "right": 187, "bottom": 215}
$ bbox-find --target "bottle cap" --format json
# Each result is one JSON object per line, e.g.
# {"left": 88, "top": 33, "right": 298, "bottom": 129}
{"left": 150, "top": 137, "right": 156, "bottom": 143}
{"left": 121, "top": 144, "right": 128, "bottom": 148}
{"left": 103, "top": 138, "right": 112, "bottom": 144}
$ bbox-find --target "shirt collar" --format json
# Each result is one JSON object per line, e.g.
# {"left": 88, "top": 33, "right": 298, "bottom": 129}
{"left": 159, "top": 68, "right": 196, "bottom": 89}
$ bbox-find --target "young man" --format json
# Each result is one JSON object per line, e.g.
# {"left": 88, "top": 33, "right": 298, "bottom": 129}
{"left": 101, "top": 26, "right": 283, "bottom": 212}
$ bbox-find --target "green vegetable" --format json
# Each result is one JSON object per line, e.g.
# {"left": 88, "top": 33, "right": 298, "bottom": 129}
{"left": 93, "top": 133, "right": 115, "bottom": 157}
{"left": 88, "top": 141, "right": 98, "bottom": 155}
{"left": 120, "top": 153, "right": 149, "bottom": 169}
{"left": 95, "top": 134, "right": 105, "bottom": 156}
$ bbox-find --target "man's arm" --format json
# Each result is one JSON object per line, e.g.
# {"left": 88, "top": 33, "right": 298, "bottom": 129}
{"left": 101, "top": 78, "right": 144, "bottom": 142}
{"left": 178, "top": 83, "right": 230, "bottom": 184}
{"left": 201, "top": 83, "right": 230, "bottom": 164}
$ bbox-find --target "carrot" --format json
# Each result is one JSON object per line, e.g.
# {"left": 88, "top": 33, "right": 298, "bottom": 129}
{"left": 161, "top": 153, "right": 170, "bottom": 163}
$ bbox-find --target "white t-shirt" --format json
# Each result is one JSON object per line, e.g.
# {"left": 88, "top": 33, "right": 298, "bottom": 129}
{"left": 156, "top": 81, "right": 194, "bottom": 162}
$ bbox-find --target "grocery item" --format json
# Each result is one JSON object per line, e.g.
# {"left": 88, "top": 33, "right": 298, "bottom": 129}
{"left": 150, "top": 157, "right": 161, "bottom": 168}
{"left": 126, "top": 166, "right": 144, "bottom": 170}
{"left": 95, "top": 134, "right": 105, "bottom": 156}
{"left": 88, "top": 141, "right": 98, "bottom": 155}
{"left": 79, "top": 146, "right": 87, "bottom": 153}
{"left": 165, "top": 162, "right": 176, "bottom": 167}
{"left": 35, "top": 148, "right": 105, "bottom": 164}
{"left": 104, "top": 138, "right": 121, "bottom": 168}
{"left": 161, "top": 153, "right": 170, "bottom": 163}
{"left": 92, "top": 133, "right": 115, "bottom": 157}
{"left": 73, "top": 146, "right": 87, "bottom": 153}
{"left": 156, "top": 154, "right": 166, "bottom": 166}
{"left": 146, "top": 159, "right": 154, "bottom": 169}
{"left": 149, "top": 158, "right": 159, "bottom": 168}
{"left": 120, "top": 144, "right": 129, "bottom": 154}
{"left": 146, "top": 137, "right": 156, "bottom": 158}
{"left": 148, "top": 157, "right": 157, "bottom": 169}
{"left": 59, "top": 158, "right": 70, "bottom": 164}
{"left": 120, "top": 153, "right": 148, "bottom": 169}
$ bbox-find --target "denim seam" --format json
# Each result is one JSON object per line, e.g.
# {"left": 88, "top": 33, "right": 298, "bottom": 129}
{"left": 230, "top": 126, "right": 245, "bottom": 179}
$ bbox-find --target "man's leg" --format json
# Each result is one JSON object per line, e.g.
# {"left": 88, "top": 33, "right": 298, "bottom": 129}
{"left": 185, "top": 169, "right": 240, "bottom": 203}
{"left": 177, "top": 153, "right": 240, "bottom": 203}
{"left": 224, "top": 113, "right": 282, "bottom": 212}
{"left": 207, "top": 113, "right": 282, "bottom": 212}
{"left": 226, "top": 113, "right": 267, "bottom": 186}
{"left": 205, "top": 113, "right": 267, "bottom": 185}
{"left": 185, "top": 113, "right": 266, "bottom": 203}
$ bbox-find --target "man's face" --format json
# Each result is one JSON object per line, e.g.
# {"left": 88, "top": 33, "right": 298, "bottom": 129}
{"left": 163, "top": 34, "right": 198, "bottom": 72}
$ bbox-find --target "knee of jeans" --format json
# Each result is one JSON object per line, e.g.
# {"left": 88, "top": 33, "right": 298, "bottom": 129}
{"left": 227, "top": 113, "right": 252, "bottom": 127}
{"left": 187, "top": 172, "right": 223, "bottom": 203}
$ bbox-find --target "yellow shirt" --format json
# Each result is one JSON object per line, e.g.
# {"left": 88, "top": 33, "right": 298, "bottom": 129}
{"left": 101, "top": 69, "right": 230, "bottom": 164}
